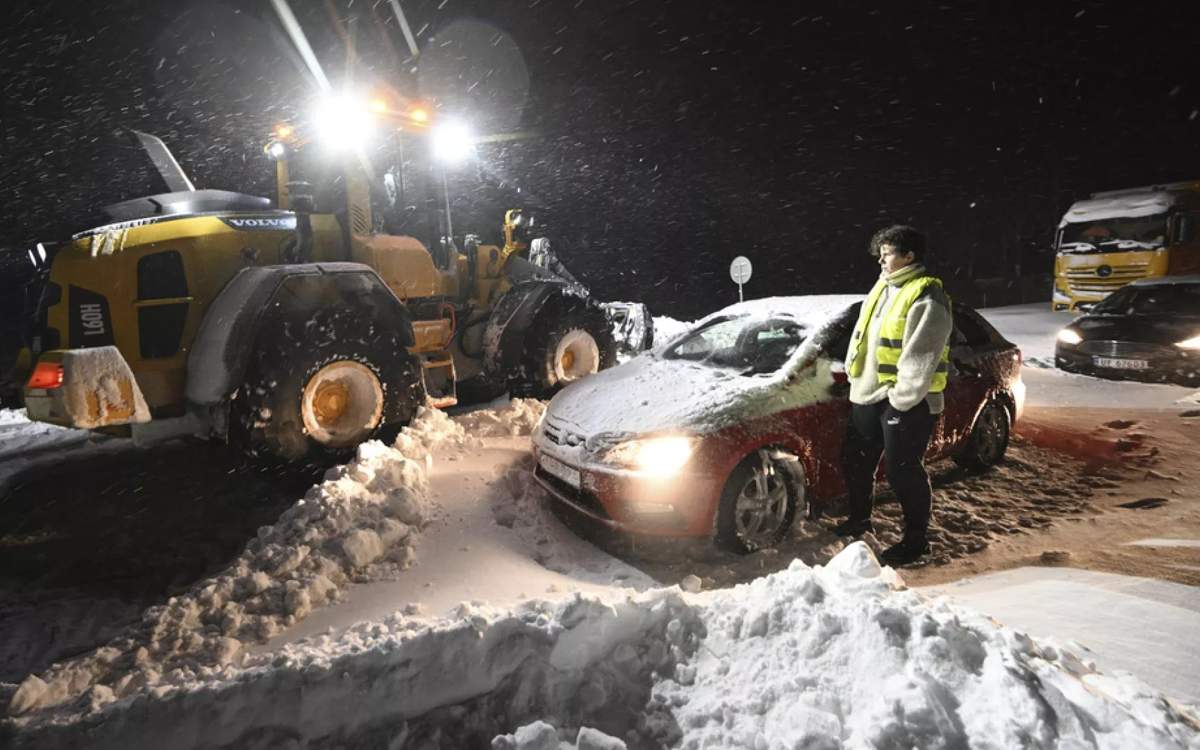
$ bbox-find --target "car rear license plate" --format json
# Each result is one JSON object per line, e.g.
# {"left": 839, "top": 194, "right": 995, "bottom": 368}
{"left": 1093, "top": 356, "right": 1149, "bottom": 370}
{"left": 539, "top": 454, "right": 581, "bottom": 488}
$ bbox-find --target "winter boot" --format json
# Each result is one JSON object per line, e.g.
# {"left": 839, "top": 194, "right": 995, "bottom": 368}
{"left": 880, "top": 538, "right": 931, "bottom": 567}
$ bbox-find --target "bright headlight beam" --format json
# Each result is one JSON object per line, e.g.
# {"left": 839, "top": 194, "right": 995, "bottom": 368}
{"left": 1057, "top": 328, "right": 1082, "bottom": 346}
{"left": 1175, "top": 335, "right": 1200, "bottom": 350}
{"left": 313, "top": 92, "right": 375, "bottom": 149}
{"left": 631, "top": 436, "right": 695, "bottom": 476}
{"left": 431, "top": 120, "right": 475, "bottom": 163}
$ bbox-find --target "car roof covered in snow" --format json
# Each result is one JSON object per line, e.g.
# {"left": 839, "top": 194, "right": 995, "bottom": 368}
{"left": 1129, "top": 274, "right": 1200, "bottom": 287}
{"left": 692, "top": 294, "right": 863, "bottom": 330}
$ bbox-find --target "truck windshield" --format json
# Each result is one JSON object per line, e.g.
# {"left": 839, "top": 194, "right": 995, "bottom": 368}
{"left": 1058, "top": 214, "right": 1168, "bottom": 254}
{"left": 663, "top": 315, "right": 806, "bottom": 373}
{"left": 1092, "top": 283, "right": 1200, "bottom": 316}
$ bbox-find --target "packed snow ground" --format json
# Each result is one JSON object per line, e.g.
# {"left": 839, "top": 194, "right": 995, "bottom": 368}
{"left": 3, "top": 305, "right": 1200, "bottom": 748}
{"left": 926, "top": 565, "right": 1200, "bottom": 707}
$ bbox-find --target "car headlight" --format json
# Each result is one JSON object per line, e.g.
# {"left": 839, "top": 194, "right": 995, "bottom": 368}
{"left": 602, "top": 436, "right": 697, "bottom": 476}
{"left": 1175, "top": 335, "right": 1200, "bottom": 350}
{"left": 1056, "top": 328, "right": 1082, "bottom": 346}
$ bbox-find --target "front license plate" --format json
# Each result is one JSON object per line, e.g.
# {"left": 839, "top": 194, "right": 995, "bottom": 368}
{"left": 1093, "top": 356, "right": 1149, "bottom": 370}
{"left": 539, "top": 454, "right": 581, "bottom": 488}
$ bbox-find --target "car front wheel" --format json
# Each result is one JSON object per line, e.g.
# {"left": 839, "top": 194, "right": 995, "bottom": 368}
{"left": 715, "top": 450, "right": 802, "bottom": 553}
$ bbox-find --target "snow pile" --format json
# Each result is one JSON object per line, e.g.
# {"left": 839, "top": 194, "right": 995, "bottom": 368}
{"left": 7, "top": 586, "right": 701, "bottom": 748}
{"left": 5, "top": 404, "right": 520, "bottom": 720}
{"left": 455, "top": 397, "right": 547, "bottom": 438}
{"left": 0, "top": 408, "right": 29, "bottom": 426}
{"left": 4, "top": 401, "right": 549, "bottom": 722}
{"left": 9, "top": 545, "right": 1197, "bottom": 749}
{"left": 493, "top": 721, "right": 627, "bottom": 749}
{"left": 657, "top": 543, "right": 1198, "bottom": 749}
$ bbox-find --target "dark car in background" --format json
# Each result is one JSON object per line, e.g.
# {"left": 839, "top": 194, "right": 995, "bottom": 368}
{"left": 1055, "top": 276, "right": 1200, "bottom": 386}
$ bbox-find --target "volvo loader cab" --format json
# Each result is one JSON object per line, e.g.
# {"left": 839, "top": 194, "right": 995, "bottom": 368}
{"left": 17, "top": 106, "right": 650, "bottom": 462}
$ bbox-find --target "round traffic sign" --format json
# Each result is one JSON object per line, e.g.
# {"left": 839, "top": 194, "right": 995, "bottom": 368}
{"left": 730, "top": 256, "right": 753, "bottom": 284}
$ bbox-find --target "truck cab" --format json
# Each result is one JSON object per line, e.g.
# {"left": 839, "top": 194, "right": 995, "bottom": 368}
{"left": 1052, "top": 181, "right": 1200, "bottom": 311}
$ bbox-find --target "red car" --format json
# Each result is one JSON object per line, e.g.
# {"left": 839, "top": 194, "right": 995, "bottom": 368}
{"left": 532, "top": 295, "right": 1025, "bottom": 552}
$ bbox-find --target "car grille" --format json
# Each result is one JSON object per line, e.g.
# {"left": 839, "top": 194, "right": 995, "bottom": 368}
{"left": 541, "top": 415, "right": 586, "bottom": 447}
{"left": 1064, "top": 263, "right": 1149, "bottom": 295}
{"left": 1078, "top": 340, "right": 1173, "bottom": 358}
{"left": 534, "top": 465, "right": 612, "bottom": 520}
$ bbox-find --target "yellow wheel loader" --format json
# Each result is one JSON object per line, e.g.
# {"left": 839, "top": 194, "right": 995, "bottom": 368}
{"left": 8, "top": 124, "right": 651, "bottom": 461}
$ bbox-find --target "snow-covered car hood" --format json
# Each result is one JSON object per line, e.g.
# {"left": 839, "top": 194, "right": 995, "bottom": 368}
{"left": 545, "top": 349, "right": 840, "bottom": 438}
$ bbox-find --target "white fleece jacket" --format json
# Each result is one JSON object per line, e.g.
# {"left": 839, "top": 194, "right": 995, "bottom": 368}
{"left": 846, "top": 266, "right": 954, "bottom": 414}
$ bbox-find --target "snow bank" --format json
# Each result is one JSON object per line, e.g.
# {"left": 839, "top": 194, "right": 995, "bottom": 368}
{"left": 7, "top": 585, "right": 701, "bottom": 748}
{"left": 0, "top": 408, "right": 29, "bottom": 427}
{"left": 659, "top": 543, "right": 1197, "bottom": 749}
{"left": 494, "top": 721, "right": 628, "bottom": 749}
{"left": 4, "top": 400, "right": 546, "bottom": 722}
{"left": 9, "top": 544, "right": 1196, "bottom": 749}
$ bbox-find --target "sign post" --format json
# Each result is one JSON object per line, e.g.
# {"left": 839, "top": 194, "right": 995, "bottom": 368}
{"left": 729, "top": 256, "right": 753, "bottom": 303}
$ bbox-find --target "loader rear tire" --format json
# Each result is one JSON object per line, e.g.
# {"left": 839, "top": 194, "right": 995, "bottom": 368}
{"left": 232, "top": 311, "right": 424, "bottom": 463}
{"left": 518, "top": 304, "right": 616, "bottom": 398}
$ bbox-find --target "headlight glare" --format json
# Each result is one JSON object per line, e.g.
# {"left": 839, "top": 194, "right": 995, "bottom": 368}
{"left": 1175, "top": 335, "right": 1200, "bottom": 350}
{"left": 1056, "top": 328, "right": 1082, "bottom": 346}
{"left": 605, "top": 436, "right": 697, "bottom": 476}
{"left": 313, "top": 92, "right": 375, "bottom": 150}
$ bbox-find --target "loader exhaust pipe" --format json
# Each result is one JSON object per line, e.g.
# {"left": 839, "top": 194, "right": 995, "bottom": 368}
{"left": 284, "top": 181, "right": 315, "bottom": 264}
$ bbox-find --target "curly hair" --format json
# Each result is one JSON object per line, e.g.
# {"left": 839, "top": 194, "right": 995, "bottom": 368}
{"left": 868, "top": 225, "right": 926, "bottom": 262}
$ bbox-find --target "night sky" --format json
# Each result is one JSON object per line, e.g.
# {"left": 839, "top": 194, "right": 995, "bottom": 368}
{"left": 2, "top": 0, "right": 1198, "bottom": 319}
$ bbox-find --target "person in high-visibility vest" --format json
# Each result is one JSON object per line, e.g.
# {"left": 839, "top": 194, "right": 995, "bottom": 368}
{"left": 835, "top": 225, "right": 953, "bottom": 566}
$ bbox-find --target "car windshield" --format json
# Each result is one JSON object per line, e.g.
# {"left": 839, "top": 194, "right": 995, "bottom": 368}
{"left": 1058, "top": 214, "right": 1168, "bottom": 254}
{"left": 1092, "top": 284, "right": 1200, "bottom": 316}
{"left": 662, "top": 315, "right": 806, "bottom": 373}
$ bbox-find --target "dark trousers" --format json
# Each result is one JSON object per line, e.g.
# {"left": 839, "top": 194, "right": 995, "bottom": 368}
{"left": 841, "top": 399, "right": 937, "bottom": 544}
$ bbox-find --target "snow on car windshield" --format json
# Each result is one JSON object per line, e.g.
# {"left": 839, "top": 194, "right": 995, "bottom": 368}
{"left": 662, "top": 315, "right": 806, "bottom": 373}
{"left": 1058, "top": 214, "right": 1168, "bottom": 254}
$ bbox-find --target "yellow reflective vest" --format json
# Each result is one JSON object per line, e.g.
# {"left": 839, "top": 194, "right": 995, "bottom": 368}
{"left": 848, "top": 275, "right": 951, "bottom": 393}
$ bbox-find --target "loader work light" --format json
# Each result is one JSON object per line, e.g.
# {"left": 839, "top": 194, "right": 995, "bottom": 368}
{"left": 431, "top": 120, "right": 475, "bottom": 163}
{"left": 265, "top": 140, "right": 288, "bottom": 160}
{"left": 313, "top": 92, "right": 375, "bottom": 150}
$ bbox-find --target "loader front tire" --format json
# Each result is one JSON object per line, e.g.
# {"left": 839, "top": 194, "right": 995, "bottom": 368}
{"left": 232, "top": 313, "right": 423, "bottom": 462}
{"left": 518, "top": 304, "right": 616, "bottom": 398}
